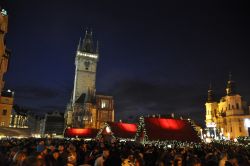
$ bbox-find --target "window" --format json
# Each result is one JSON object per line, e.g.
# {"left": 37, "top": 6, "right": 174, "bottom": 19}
{"left": 101, "top": 100, "right": 109, "bottom": 109}
{"left": 230, "top": 127, "right": 232, "bottom": 132}
{"left": 232, "top": 105, "right": 234, "bottom": 109}
{"left": 239, "top": 127, "right": 242, "bottom": 132}
{"left": 0, "top": 122, "right": 5, "bottom": 126}
{"left": 2, "top": 109, "right": 7, "bottom": 116}
{"left": 236, "top": 103, "right": 239, "bottom": 109}
{"left": 228, "top": 104, "right": 231, "bottom": 110}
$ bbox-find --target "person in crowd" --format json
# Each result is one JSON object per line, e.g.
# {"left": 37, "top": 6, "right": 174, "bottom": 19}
{"left": 0, "top": 137, "right": 250, "bottom": 166}
{"left": 58, "top": 144, "right": 68, "bottom": 165}
{"left": 94, "top": 147, "right": 110, "bottom": 166}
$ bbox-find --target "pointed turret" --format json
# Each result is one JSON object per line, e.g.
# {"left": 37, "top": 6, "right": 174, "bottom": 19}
{"left": 81, "top": 30, "right": 94, "bottom": 53}
{"left": 226, "top": 73, "right": 236, "bottom": 96}
{"left": 77, "top": 38, "right": 82, "bottom": 51}
{"left": 207, "top": 83, "right": 215, "bottom": 103}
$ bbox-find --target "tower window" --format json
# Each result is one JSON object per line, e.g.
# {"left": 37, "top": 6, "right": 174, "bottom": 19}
{"left": 239, "top": 127, "right": 242, "bottom": 132}
{"left": 2, "top": 109, "right": 7, "bottom": 115}
{"left": 228, "top": 104, "right": 231, "bottom": 110}
{"left": 230, "top": 127, "right": 232, "bottom": 132}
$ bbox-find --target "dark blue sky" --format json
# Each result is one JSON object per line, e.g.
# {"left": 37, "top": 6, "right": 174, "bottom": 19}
{"left": 1, "top": 1, "right": 250, "bottom": 125}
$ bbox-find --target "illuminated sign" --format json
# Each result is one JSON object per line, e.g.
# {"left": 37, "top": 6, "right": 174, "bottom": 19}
{"left": 77, "top": 51, "right": 98, "bottom": 59}
{"left": 1, "top": 9, "right": 7, "bottom": 16}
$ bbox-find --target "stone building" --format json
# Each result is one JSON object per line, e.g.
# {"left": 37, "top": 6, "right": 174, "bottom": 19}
{"left": 27, "top": 113, "right": 43, "bottom": 137}
{"left": 0, "top": 8, "right": 9, "bottom": 92}
{"left": 41, "top": 111, "right": 64, "bottom": 137}
{"left": 0, "top": 90, "right": 14, "bottom": 127}
{"left": 205, "top": 75, "right": 250, "bottom": 139}
{"left": 65, "top": 31, "right": 114, "bottom": 129}
{"left": 9, "top": 107, "right": 28, "bottom": 128}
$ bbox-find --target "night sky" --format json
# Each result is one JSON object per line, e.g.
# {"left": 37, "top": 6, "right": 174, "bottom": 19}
{"left": 1, "top": 1, "right": 250, "bottom": 125}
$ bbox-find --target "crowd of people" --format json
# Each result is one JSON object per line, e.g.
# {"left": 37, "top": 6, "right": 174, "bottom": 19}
{"left": 0, "top": 138, "right": 249, "bottom": 166}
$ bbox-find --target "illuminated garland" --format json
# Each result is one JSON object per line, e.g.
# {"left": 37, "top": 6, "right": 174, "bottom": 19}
{"left": 135, "top": 116, "right": 148, "bottom": 143}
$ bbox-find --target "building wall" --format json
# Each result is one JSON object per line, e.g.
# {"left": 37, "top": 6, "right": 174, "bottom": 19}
{"left": 73, "top": 52, "right": 98, "bottom": 103}
{"left": 9, "top": 114, "right": 28, "bottom": 128}
{"left": 95, "top": 95, "right": 114, "bottom": 129}
{"left": 0, "top": 9, "right": 8, "bottom": 92}
{"left": 41, "top": 112, "right": 64, "bottom": 137}
{"left": 0, "top": 95, "right": 14, "bottom": 127}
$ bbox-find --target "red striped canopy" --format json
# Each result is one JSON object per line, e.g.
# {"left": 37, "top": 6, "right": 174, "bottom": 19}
{"left": 103, "top": 122, "right": 137, "bottom": 139}
{"left": 142, "top": 117, "right": 200, "bottom": 142}
{"left": 64, "top": 128, "right": 98, "bottom": 138}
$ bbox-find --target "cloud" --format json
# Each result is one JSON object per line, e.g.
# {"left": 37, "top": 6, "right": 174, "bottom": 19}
{"left": 11, "top": 84, "right": 70, "bottom": 114}
{"left": 13, "top": 85, "right": 60, "bottom": 100}
{"left": 110, "top": 79, "right": 206, "bottom": 124}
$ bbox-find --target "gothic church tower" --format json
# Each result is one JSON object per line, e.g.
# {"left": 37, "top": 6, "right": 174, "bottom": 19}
{"left": 65, "top": 30, "right": 99, "bottom": 128}
{"left": 73, "top": 30, "right": 98, "bottom": 104}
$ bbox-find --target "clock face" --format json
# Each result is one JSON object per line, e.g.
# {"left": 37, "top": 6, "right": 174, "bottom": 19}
{"left": 84, "top": 61, "right": 90, "bottom": 70}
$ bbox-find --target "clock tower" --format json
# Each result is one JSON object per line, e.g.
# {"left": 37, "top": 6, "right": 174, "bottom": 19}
{"left": 72, "top": 30, "right": 98, "bottom": 104}
{"left": 65, "top": 30, "right": 99, "bottom": 128}
{"left": 65, "top": 30, "right": 114, "bottom": 130}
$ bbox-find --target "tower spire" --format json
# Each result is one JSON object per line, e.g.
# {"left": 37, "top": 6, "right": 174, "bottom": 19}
{"left": 226, "top": 72, "right": 236, "bottom": 96}
{"left": 81, "top": 29, "right": 94, "bottom": 53}
{"left": 207, "top": 82, "right": 215, "bottom": 103}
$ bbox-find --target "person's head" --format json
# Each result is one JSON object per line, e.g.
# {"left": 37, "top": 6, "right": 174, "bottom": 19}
{"left": 102, "top": 148, "right": 110, "bottom": 159}
{"left": 13, "top": 151, "right": 27, "bottom": 164}
{"left": 67, "top": 152, "right": 77, "bottom": 165}
{"left": 58, "top": 145, "right": 64, "bottom": 151}
{"left": 53, "top": 150, "right": 60, "bottom": 160}
{"left": 48, "top": 145, "right": 55, "bottom": 152}
{"left": 67, "top": 144, "right": 76, "bottom": 153}
{"left": 174, "top": 155, "right": 182, "bottom": 166}
{"left": 188, "top": 156, "right": 201, "bottom": 166}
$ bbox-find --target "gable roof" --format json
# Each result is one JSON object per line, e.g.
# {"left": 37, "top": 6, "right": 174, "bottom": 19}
{"left": 64, "top": 128, "right": 98, "bottom": 138}
{"left": 139, "top": 117, "right": 200, "bottom": 142}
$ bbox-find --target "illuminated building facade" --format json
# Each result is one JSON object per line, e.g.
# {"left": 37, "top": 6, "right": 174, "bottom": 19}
{"left": 205, "top": 75, "right": 250, "bottom": 139}
{"left": 9, "top": 108, "right": 28, "bottom": 128}
{"left": 0, "top": 90, "right": 14, "bottom": 127}
{"left": 65, "top": 31, "right": 114, "bottom": 129}
{"left": 0, "top": 8, "right": 9, "bottom": 93}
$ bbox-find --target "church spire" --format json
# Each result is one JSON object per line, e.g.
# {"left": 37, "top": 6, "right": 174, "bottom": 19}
{"left": 226, "top": 72, "right": 236, "bottom": 96}
{"left": 81, "top": 29, "right": 94, "bottom": 53}
{"left": 207, "top": 82, "right": 215, "bottom": 103}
